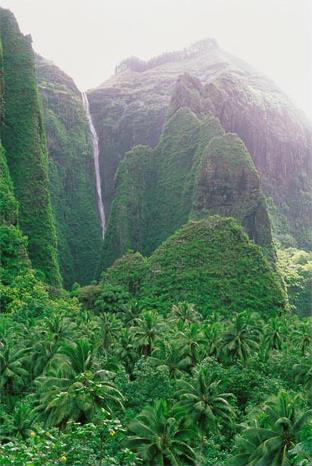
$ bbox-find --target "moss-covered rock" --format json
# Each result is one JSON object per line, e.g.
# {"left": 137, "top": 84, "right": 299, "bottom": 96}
{"left": 192, "top": 133, "right": 272, "bottom": 247}
{"left": 0, "top": 8, "right": 61, "bottom": 286}
{"left": 100, "top": 107, "right": 273, "bottom": 271}
{"left": 36, "top": 55, "right": 102, "bottom": 287}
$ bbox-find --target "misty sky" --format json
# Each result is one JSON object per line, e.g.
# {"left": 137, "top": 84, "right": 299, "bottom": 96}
{"left": 1, "top": 0, "right": 312, "bottom": 119}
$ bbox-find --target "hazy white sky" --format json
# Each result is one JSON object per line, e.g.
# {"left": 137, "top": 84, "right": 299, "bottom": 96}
{"left": 1, "top": 0, "right": 312, "bottom": 119}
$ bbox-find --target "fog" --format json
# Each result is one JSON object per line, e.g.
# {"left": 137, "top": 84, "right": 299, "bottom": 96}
{"left": 1, "top": 0, "right": 311, "bottom": 119}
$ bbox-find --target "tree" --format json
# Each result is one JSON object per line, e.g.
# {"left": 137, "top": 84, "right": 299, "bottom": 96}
{"left": 231, "top": 391, "right": 312, "bottom": 466}
{"left": 0, "top": 340, "right": 28, "bottom": 395}
{"left": 97, "top": 313, "right": 121, "bottom": 353}
{"left": 116, "top": 328, "right": 137, "bottom": 375}
{"left": 131, "top": 311, "right": 162, "bottom": 355}
{"left": 151, "top": 340, "right": 191, "bottom": 378}
{"left": 177, "top": 323, "right": 204, "bottom": 367}
{"left": 263, "top": 317, "right": 283, "bottom": 351}
{"left": 177, "top": 366, "right": 235, "bottom": 438}
{"left": 293, "top": 358, "right": 312, "bottom": 388}
{"left": 170, "top": 302, "right": 201, "bottom": 325}
{"left": 127, "top": 399, "right": 197, "bottom": 465}
{"left": 220, "top": 313, "right": 259, "bottom": 364}
{"left": 32, "top": 340, "right": 124, "bottom": 428}
{"left": 202, "top": 322, "right": 223, "bottom": 358}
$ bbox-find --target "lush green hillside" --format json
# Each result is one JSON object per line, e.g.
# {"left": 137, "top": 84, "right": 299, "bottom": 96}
{"left": 101, "top": 217, "right": 286, "bottom": 317}
{"left": 0, "top": 8, "right": 61, "bottom": 286}
{"left": 36, "top": 55, "right": 102, "bottom": 287}
{"left": 0, "top": 218, "right": 310, "bottom": 466}
{"left": 100, "top": 108, "right": 273, "bottom": 271}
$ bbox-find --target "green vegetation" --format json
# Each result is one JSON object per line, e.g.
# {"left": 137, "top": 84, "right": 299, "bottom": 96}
{"left": 101, "top": 217, "right": 286, "bottom": 317}
{"left": 0, "top": 8, "right": 61, "bottom": 286}
{"left": 0, "top": 256, "right": 311, "bottom": 464}
{"left": 100, "top": 108, "right": 273, "bottom": 272}
{"left": 36, "top": 55, "right": 102, "bottom": 288}
{"left": 0, "top": 8, "right": 311, "bottom": 466}
{"left": 277, "top": 247, "right": 312, "bottom": 317}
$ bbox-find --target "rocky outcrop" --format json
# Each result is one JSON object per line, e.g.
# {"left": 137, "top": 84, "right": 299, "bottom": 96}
{"left": 0, "top": 8, "right": 61, "bottom": 286}
{"left": 88, "top": 40, "right": 312, "bottom": 250}
{"left": 99, "top": 106, "right": 273, "bottom": 271}
{"left": 193, "top": 133, "right": 272, "bottom": 247}
{"left": 36, "top": 55, "right": 102, "bottom": 287}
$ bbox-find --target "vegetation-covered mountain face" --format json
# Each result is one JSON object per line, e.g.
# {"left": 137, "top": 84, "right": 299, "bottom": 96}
{"left": 36, "top": 55, "right": 102, "bottom": 288}
{"left": 88, "top": 39, "right": 312, "bottom": 251}
{"left": 0, "top": 8, "right": 61, "bottom": 287}
{"left": 100, "top": 105, "right": 273, "bottom": 271}
{"left": 101, "top": 217, "right": 286, "bottom": 317}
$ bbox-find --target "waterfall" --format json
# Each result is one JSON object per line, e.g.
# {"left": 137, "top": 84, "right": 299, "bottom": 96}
{"left": 81, "top": 91, "right": 106, "bottom": 237}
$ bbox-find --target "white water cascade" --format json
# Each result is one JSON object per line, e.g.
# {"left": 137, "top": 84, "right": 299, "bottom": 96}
{"left": 81, "top": 91, "right": 106, "bottom": 237}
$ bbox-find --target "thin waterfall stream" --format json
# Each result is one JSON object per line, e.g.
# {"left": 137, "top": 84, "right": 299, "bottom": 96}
{"left": 81, "top": 91, "right": 106, "bottom": 237}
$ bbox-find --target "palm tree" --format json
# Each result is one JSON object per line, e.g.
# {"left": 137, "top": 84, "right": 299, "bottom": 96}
{"left": 177, "top": 366, "right": 235, "bottom": 438}
{"left": 58, "top": 339, "right": 94, "bottom": 373}
{"left": 293, "top": 358, "right": 312, "bottom": 388}
{"left": 131, "top": 311, "right": 162, "bottom": 355}
{"left": 98, "top": 313, "right": 121, "bottom": 352}
{"left": 0, "top": 340, "right": 29, "bottom": 395}
{"left": 151, "top": 340, "right": 191, "bottom": 379}
{"left": 127, "top": 399, "right": 197, "bottom": 465}
{"left": 33, "top": 339, "right": 124, "bottom": 428}
{"left": 170, "top": 302, "right": 201, "bottom": 325}
{"left": 220, "top": 313, "right": 259, "bottom": 364}
{"left": 116, "top": 328, "right": 137, "bottom": 376}
{"left": 177, "top": 323, "right": 204, "bottom": 367}
{"left": 202, "top": 322, "right": 223, "bottom": 358}
{"left": 263, "top": 317, "right": 283, "bottom": 351}
{"left": 43, "top": 314, "right": 77, "bottom": 344}
{"left": 117, "top": 302, "right": 141, "bottom": 325}
{"left": 230, "top": 391, "right": 312, "bottom": 466}
{"left": 294, "top": 320, "right": 312, "bottom": 355}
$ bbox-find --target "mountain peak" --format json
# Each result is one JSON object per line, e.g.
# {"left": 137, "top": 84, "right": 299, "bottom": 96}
{"left": 115, "top": 37, "right": 219, "bottom": 75}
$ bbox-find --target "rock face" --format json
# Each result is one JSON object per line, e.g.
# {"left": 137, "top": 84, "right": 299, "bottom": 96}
{"left": 36, "top": 55, "right": 102, "bottom": 287}
{"left": 88, "top": 39, "right": 312, "bottom": 250}
{"left": 0, "top": 8, "right": 61, "bottom": 287}
{"left": 193, "top": 134, "right": 272, "bottom": 247}
{"left": 100, "top": 106, "right": 272, "bottom": 271}
{"left": 102, "top": 217, "right": 286, "bottom": 317}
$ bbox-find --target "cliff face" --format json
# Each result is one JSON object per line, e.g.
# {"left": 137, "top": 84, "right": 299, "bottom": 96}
{"left": 36, "top": 55, "right": 102, "bottom": 287}
{"left": 100, "top": 104, "right": 272, "bottom": 271}
{"left": 202, "top": 73, "right": 312, "bottom": 249}
{"left": 193, "top": 134, "right": 272, "bottom": 247}
{"left": 88, "top": 39, "right": 312, "bottom": 251}
{"left": 0, "top": 8, "right": 61, "bottom": 287}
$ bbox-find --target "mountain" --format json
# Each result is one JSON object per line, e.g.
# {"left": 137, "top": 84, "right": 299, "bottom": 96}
{"left": 0, "top": 8, "right": 61, "bottom": 287}
{"left": 35, "top": 55, "right": 102, "bottom": 287}
{"left": 100, "top": 104, "right": 273, "bottom": 271}
{"left": 88, "top": 39, "right": 312, "bottom": 255}
{"left": 102, "top": 217, "right": 286, "bottom": 317}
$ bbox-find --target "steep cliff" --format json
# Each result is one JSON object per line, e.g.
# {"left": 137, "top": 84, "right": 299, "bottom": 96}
{"left": 100, "top": 105, "right": 272, "bottom": 271}
{"left": 88, "top": 39, "right": 312, "bottom": 250}
{"left": 0, "top": 8, "right": 61, "bottom": 286}
{"left": 102, "top": 217, "right": 286, "bottom": 317}
{"left": 36, "top": 55, "right": 102, "bottom": 287}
